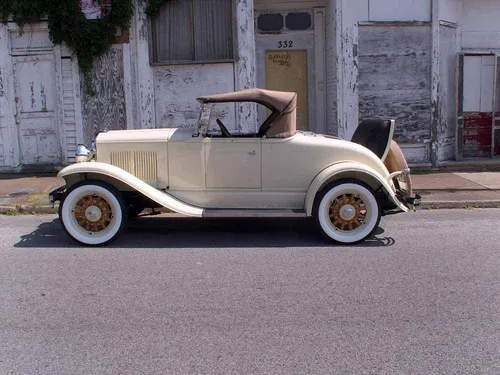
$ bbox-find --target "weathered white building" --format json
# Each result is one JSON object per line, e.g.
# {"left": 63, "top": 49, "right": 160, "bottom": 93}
{"left": 0, "top": 0, "right": 499, "bottom": 172}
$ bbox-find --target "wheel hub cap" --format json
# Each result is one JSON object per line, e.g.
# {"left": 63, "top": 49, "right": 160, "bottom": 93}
{"left": 85, "top": 206, "right": 102, "bottom": 222}
{"left": 339, "top": 205, "right": 356, "bottom": 221}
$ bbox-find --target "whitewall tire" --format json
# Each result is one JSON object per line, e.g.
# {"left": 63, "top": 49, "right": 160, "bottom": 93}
{"left": 59, "top": 181, "right": 128, "bottom": 246}
{"left": 314, "top": 179, "right": 381, "bottom": 244}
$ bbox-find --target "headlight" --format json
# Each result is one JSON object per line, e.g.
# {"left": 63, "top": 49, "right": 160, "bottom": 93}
{"left": 76, "top": 144, "right": 90, "bottom": 157}
{"left": 75, "top": 142, "right": 96, "bottom": 163}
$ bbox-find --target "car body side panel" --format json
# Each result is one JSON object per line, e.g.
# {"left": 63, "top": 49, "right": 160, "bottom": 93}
{"left": 204, "top": 138, "right": 262, "bottom": 189}
{"left": 168, "top": 190, "right": 304, "bottom": 209}
{"left": 57, "top": 162, "right": 204, "bottom": 217}
{"left": 304, "top": 162, "right": 409, "bottom": 216}
{"left": 168, "top": 139, "right": 205, "bottom": 190}
{"left": 262, "top": 132, "right": 393, "bottom": 191}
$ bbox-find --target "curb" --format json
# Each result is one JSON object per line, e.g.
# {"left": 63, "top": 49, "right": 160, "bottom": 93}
{"left": 0, "top": 205, "right": 58, "bottom": 215}
{"left": 420, "top": 200, "right": 500, "bottom": 209}
{"left": 1, "top": 201, "right": 500, "bottom": 215}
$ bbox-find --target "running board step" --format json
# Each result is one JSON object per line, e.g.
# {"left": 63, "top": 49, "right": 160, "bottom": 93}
{"left": 202, "top": 209, "right": 307, "bottom": 218}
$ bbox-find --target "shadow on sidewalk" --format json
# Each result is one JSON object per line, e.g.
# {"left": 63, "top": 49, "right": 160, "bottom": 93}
{"left": 14, "top": 217, "right": 396, "bottom": 249}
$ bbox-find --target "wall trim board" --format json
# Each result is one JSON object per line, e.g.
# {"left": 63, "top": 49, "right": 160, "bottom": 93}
{"left": 439, "top": 20, "right": 458, "bottom": 28}
{"left": 358, "top": 21, "right": 431, "bottom": 27}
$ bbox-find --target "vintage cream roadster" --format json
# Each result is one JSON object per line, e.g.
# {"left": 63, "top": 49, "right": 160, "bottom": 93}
{"left": 50, "top": 89, "right": 420, "bottom": 246}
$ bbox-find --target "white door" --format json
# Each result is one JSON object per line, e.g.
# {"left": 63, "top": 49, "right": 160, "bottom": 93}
{"left": 204, "top": 138, "right": 262, "bottom": 189}
{"left": 13, "top": 54, "right": 61, "bottom": 165}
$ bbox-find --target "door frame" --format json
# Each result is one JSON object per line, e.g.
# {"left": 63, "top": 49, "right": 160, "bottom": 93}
{"left": 255, "top": 8, "right": 326, "bottom": 135}
{"left": 2, "top": 22, "right": 65, "bottom": 168}
{"left": 456, "top": 52, "right": 500, "bottom": 160}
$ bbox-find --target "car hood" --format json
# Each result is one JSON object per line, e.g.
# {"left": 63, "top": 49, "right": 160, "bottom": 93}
{"left": 96, "top": 127, "right": 194, "bottom": 144}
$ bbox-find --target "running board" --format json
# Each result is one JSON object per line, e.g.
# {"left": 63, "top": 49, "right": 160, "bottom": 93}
{"left": 202, "top": 209, "right": 307, "bottom": 218}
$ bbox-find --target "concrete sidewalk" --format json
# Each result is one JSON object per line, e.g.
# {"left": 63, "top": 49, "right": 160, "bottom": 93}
{"left": 0, "top": 172, "right": 499, "bottom": 214}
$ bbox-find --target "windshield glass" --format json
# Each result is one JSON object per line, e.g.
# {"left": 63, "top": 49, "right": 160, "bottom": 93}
{"left": 195, "top": 103, "right": 213, "bottom": 136}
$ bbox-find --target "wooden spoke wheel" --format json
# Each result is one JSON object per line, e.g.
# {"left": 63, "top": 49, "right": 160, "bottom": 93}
{"left": 73, "top": 195, "right": 113, "bottom": 233}
{"left": 328, "top": 194, "right": 367, "bottom": 232}
{"left": 315, "top": 180, "right": 381, "bottom": 244}
{"left": 59, "top": 181, "right": 128, "bottom": 246}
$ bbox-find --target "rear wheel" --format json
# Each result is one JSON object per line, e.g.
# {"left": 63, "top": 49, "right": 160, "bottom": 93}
{"left": 59, "top": 180, "right": 128, "bottom": 246}
{"left": 314, "top": 179, "right": 381, "bottom": 244}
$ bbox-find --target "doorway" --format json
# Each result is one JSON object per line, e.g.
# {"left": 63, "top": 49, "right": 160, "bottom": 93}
{"left": 255, "top": 8, "right": 326, "bottom": 134}
{"left": 457, "top": 54, "right": 500, "bottom": 159}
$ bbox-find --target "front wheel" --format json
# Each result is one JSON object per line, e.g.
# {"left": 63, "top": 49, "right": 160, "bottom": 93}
{"left": 314, "top": 179, "right": 381, "bottom": 244}
{"left": 59, "top": 180, "right": 128, "bottom": 246}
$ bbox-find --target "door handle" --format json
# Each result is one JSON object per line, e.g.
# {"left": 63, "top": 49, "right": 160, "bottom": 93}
{"left": 248, "top": 150, "right": 257, "bottom": 155}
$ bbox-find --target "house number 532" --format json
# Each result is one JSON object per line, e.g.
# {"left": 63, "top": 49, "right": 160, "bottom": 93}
{"left": 278, "top": 40, "right": 293, "bottom": 48}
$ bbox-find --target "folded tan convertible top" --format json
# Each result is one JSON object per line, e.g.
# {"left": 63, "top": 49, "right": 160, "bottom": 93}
{"left": 197, "top": 88, "right": 296, "bottom": 114}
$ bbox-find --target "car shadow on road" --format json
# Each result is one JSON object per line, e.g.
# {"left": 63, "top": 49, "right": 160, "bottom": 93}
{"left": 14, "top": 216, "right": 396, "bottom": 249}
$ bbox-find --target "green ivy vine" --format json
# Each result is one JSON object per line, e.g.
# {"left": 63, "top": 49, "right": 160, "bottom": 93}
{"left": 0, "top": 0, "right": 168, "bottom": 79}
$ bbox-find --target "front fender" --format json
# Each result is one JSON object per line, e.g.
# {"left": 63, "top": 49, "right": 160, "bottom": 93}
{"left": 57, "top": 162, "right": 203, "bottom": 217}
{"left": 304, "top": 162, "right": 409, "bottom": 216}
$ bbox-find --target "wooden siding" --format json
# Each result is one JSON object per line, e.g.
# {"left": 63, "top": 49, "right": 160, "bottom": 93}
{"left": 358, "top": 25, "right": 432, "bottom": 144}
{"left": 81, "top": 45, "right": 126, "bottom": 146}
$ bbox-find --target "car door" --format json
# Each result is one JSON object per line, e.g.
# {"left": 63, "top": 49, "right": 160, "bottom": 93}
{"left": 204, "top": 138, "right": 262, "bottom": 189}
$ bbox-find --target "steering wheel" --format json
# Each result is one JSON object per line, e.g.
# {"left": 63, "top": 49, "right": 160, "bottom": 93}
{"left": 216, "top": 119, "right": 231, "bottom": 138}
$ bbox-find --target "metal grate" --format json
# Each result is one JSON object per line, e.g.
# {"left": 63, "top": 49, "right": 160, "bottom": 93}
{"left": 110, "top": 151, "right": 158, "bottom": 182}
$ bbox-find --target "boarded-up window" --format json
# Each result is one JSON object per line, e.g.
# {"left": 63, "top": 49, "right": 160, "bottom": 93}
{"left": 151, "top": 0, "right": 234, "bottom": 64}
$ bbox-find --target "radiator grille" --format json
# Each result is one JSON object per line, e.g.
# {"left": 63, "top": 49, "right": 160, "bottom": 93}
{"left": 110, "top": 151, "right": 158, "bottom": 182}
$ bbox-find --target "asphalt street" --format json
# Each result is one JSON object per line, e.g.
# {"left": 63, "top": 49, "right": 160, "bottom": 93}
{"left": 1, "top": 209, "right": 500, "bottom": 375}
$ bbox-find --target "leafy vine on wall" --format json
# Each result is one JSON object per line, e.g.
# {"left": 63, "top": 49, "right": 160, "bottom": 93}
{"left": 0, "top": 0, "right": 167, "bottom": 78}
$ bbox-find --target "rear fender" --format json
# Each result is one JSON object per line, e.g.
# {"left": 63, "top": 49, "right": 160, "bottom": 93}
{"left": 304, "top": 162, "right": 409, "bottom": 216}
{"left": 57, "top": 162, "right": 203, "bottom": 217}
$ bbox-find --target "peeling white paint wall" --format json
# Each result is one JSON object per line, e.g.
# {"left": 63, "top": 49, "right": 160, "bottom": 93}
{"left": 131, "top": 0, "right": 155, "bottom": 129}
{"left": 325, "top": 0, "right": 337, "bottom": 135}
{"left": 154, "top": 64, "right": 235, "bottom": 129}
{"left": 234, "top": 0, "right": 258, "bottom": 132}
{"left": 0, "top": 25, "right": 12, "bottom": 167}
{"left": 462, "top": 0, "right": 500, "bottom": 50}
{"left": 358, "top": 26, "right": 432, "bottom": 142}
{"left": 341, "top": 0, "right": 431, "bottom": 22}
{"left": 439, "top": 0, "right": 462, "bottom": 24}
{"left": 151, "top": 0, "right": 257, "bottom": 133}
{"left": 367, "top": 0, "right": 431, "bottom": 22}
{"left": 336, "top": 0, "right": 360, "bottom": 141}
